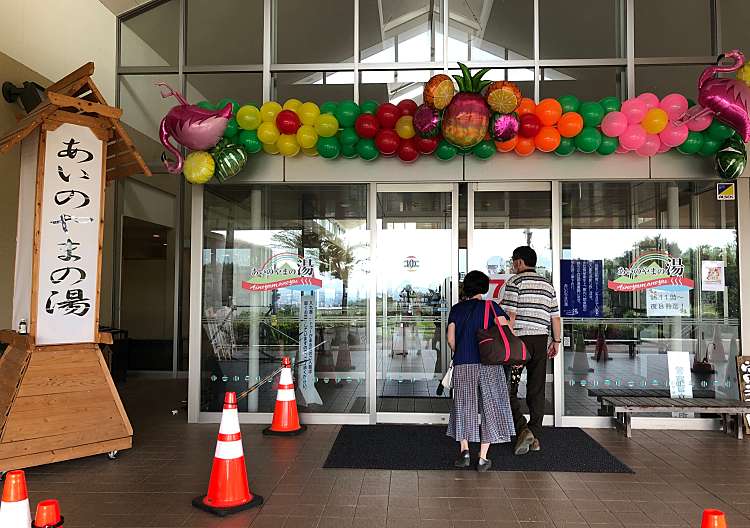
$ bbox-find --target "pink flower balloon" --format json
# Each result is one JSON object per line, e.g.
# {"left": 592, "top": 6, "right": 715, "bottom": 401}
{"left": 601, "top": 111, "right": 628, "bottom": 137}
{"left": 636, "top": 134, "right": 660, "bottom": 157}
{"left": 621, "top": 98, "right": 647, "bottom": 124}
{"left": 657, "top": 141, "right": 671, "bottom": 153}
{"left": 686, "top": 108, "right": 712, "bottom": 131}
{"left": 615, "top": 144, "right": 630, "bottom": 154}
{"left": 619, "top": 123, "right": 647, "bottom": 150}
{"left": 659, "top": 123, "right": 689, "bottom": 147}
{"left": 638, "top": 92, "right": 660, "bottom": 110}
{"left": 659, "top": 93, "right": 689, "bottom": 120}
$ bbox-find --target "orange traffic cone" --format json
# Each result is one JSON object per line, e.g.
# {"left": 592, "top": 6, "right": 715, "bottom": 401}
{"left": 701, "top": 509, "right": 727, "bottom": 528}
{"left": 263, "top": 357, "right": 306, "bottom": 436}
{"left": 33, "top": 499, "right": 64, "bottom": 528}
{"left": 192, "top": 392, "right": 263, "bottom": 516}
{"left": 0, "top": 470, "right": 32, "bottom": 527}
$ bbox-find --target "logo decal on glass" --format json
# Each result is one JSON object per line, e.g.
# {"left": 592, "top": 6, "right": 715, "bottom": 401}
{"left": 241, "top": 252, "right": 322, "bottom": 291}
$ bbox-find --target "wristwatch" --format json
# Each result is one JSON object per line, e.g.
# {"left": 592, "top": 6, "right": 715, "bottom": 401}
{"left": 552, "top": 338, "right": 561, "bottom": 343}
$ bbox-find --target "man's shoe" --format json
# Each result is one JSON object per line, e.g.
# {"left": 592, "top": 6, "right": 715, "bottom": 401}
{"left": 454, "top": 450, "right": 470, "bottom": 468}
{"left": 477, "top": 457, "right": 492, "bottom": 472}
{"left": 530, "top": 438, "right": 540, "bottom": 452}
{"left": 514, "top": 428, "right": 535, "bottom": 455}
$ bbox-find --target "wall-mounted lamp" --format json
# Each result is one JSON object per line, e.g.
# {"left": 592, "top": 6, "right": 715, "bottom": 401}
{"left": 2, "top": 80, "right": 46, "bottom": 114}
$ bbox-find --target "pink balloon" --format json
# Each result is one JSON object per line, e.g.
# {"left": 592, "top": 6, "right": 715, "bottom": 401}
{"left": 657, "top": 141, "right": 671, "bottom": 153}
{"left": 601, "top": 111, "right": 628, "bottom": 137}
{"left": 619, "top": 123, "right": 647, "bottom": 150}
{"left": 659, "top": 122, "right": 689, "bottom": 147}
{"left": 636, "top": 134, "right": 660, "bottom": 157}
{"left": 659, "top": 93, "right": 689, "bottom": 120}
{"left": 615, "top": 144, "right": 630, "bottom": 154}
{"left": 638, "top": 92, "right": 660, "bottom": 110}
{"left": 686, "top": 108, "right": 712, "bottom": 131}
{"left": 621, "top": 98, "right": 647, "bottom": 124}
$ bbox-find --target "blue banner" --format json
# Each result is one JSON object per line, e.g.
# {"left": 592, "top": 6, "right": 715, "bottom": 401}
{"left": 561, "top": 259, "right": 603, "bottom": 318}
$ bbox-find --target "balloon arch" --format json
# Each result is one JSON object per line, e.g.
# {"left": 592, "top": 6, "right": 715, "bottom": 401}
{"left": 158, "top": 50, "right": 750, "bottom": 184}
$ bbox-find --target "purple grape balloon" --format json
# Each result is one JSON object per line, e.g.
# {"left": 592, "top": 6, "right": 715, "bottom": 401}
{"left": 490, "top": 112, "right": 519, "bottom": 142}
{"left": 414, "top": 104, "right": 441, "bottom": 138}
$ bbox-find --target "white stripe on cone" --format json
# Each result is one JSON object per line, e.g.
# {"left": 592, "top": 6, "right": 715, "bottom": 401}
{"left": 215, "top": 439, "right": 245, "bottom": 460}
{"left": 276, "top": 389, "right": 295, "bottom": 401}
{"left": 218, "top": 408, "right": 240, "bottom": 435}
{"left": 0, "top": 498, "right": 31, "bottom": 527}
{"left": 279, "top": 368, "right": 293, "bottom": 386}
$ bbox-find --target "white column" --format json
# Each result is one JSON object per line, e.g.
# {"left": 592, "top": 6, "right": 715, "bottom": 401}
{"left": 666, "top": 183, "right": 683, "bottom": 354}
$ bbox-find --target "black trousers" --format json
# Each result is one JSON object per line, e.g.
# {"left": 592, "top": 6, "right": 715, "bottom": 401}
{"left": 505, "top": 334, "right": 548, "bottom": 438}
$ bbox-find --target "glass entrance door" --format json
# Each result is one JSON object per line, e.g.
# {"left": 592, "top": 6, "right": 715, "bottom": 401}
{"left": 467, "top": 183, "right": 555, "bottom": 421}
{"left": 375, "top": 184, "right": 457, "bottom": 418}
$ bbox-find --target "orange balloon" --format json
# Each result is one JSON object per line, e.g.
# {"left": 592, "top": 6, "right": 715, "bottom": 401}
{"left": 535, "top": 98, "right": 563, "bottom": 126}
{"left": 558, "top": 112, "right": 584, "bottom": 138}
{"left": 495, "top": 136, "right": 518, "bottom": 152}
{"left": 534, "top": 126, "right": 561, "bottom": 153}
{"left": 516, "top": 97, "right": 536, "bottom": 116}
{"left": 514, "top": 136, "right": 535, "bottom": 156}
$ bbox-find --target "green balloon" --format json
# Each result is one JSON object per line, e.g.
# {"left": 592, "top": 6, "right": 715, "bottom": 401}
{"left": 555, "top": 136, "right": 576, "bottom": 156}
{"left": 196, "top": 100, "right": 214, "bottom": 110}
{"left": 698, "top": 134, "right": 722, "bottom": 157}
{"left": 472, "top": 140, "right": 495, "bottom": 160}
{"left": 223, "top": 117, "right": 239, "bottom": 138}
{"left": 320, "top": 101, "right": 338, "bottom": 114}
{"left": 356, "top": 138, "right": 379, "bottom": 160}
{"left": 597, "top": 135, "right": 619, "bottom": 155}
{"left": 341, "top": 142, "right": 359, "bottom": 158}
{"left": 361, "top": 100, "right": 379, "bottom": 114}
{"left": 715, "top": 135, "right": 747, "bottom": 179}
{"left": 238, "top": 129, "right": 262, "bottom": 154}
{"left": 687, "top": 98, "right": 697, "bottom": 107}
{"left": 436, "top": 140, "right": 457, "bottom": 161}
{"left": 579, "top": 101, "right": 605, "bottom": 127}
{"left": 217, "top": 98, "right": 240, "bottom": 114}
{"left": 335, "top": 100, "right": 360, "bottom": 128}
{"left": 339, "top": 127, "right": 359, "bottom": 146}
{"left": 558, "top": 95, "right": 580, "bottom": 113}
{"left": 707, "top": 119, "right": 734, "bottom": 141}
{"left": 574, "top": 127, "right": 602, "bottom": 153}
{"left": 599, "top": 96, "right": 621, "bottom": 114}
{"left": 677, "top": 131, "right": 704, "bottom": 155}
{"left": 317, "top": 136, "right": 341, "bottom": 159}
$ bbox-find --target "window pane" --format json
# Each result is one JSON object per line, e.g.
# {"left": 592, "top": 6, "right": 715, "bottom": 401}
{"left": 635, "top": 65, "right": 709, "bottom": 98}
{"left": 449, "top": 0, "right": 533, "bottom": 62}
{"left": 273, "top": 72, "right": 353, "bottom": 105}
{"left": 361, "top": 0, "right": 442, "bottom": 63}
{"left": 360, "top": 70, "right": 434, "bottom": 105}
{"left": 201, "top": 184, "right": 370, "bottom": 414}
{"left": 635, "top": 0, "right": 712, "bottom": 57}
{"left": 120, "top": 0, "right": 180, "bottom": 67}
{"left": 186, "top": 0, "right": 263, "bottom": 65}
{"left": 720, "top": 0, "right": 750, "bottom": 53}
{"left": 119, "top": 74, "right": 180, "bottom": 168}
{"left": 540, "top": 0, "right": 622, "bottom": 59}
{"left": 186, "top": 73, "right": 263, "bottom": 108}
{"left": 275, "top": 0, "right": 354, "bottom": 63}
{"left": 540, "top": 67, "right": 623, "bottom": 101}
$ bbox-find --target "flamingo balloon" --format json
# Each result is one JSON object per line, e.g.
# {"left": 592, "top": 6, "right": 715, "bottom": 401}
{"left": 156, "top": 82, "right": 233, "bottom": 174}
{"left": 675, "top": 50, "right": 750, "bottom": 142}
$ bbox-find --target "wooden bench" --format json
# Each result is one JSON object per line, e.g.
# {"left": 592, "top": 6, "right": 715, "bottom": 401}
{"left": 601, "top": 396, "right": 750, "bottom": 439}
{"left": 589, "top": 388, "right": 715, "bottom": 416}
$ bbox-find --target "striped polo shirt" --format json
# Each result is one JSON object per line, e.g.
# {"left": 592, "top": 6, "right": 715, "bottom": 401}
{"left": 501, "top": 270, "right": 560, "bottom": 336}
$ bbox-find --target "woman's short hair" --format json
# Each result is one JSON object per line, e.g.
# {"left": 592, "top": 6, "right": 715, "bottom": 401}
{"left": 463, "top": 270, "right": 489, "bottom": 298}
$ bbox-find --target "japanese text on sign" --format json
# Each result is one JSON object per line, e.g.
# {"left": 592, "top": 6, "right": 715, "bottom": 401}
{"left": 560, "top": 259, "right": 603, "bottom": 318}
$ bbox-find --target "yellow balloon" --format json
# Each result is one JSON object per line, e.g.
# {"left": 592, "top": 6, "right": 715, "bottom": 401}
{"left": 298, "top": 101, "right": 321, "bottom": 126}
{"left": 277, "top": 134, "right": 301, "bottom": 157}
{"left": 395, "top": 115, "right": 416, "bottom": 139}
{"left": 296, "top": 124, "right": 318, "bottom": 149}
{"left": 183, "top": 151, "right": 214, "bottom": 184}
{"left": 302, "top": 147, "right": 319, "bottom": 157}
{"left": 314, "top": 113, "right": 339, "bottom": 138}
{"left": 257, "top": 122, "right": 280, "bottom": 144}
{"left": 236, "top": 105, "right": 261, "bottom": 130}
{"left": 260, "top": 101, "right": 283, "bottom": 123}
{"left": 738, "top": 64, "right": 750, "bottom": 86}
{"left": 283, "top": 98, "right": 303, "bottom": 112}
{"left": 262, "top": 141, "right": 280, "bottom": 155}
{"left": 642, "top": 107, "right": 668, "bottom": 134}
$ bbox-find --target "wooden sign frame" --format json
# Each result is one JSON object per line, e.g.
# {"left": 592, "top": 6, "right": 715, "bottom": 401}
{"left": 738, "top": 356, "right": 750, "bottom": 434}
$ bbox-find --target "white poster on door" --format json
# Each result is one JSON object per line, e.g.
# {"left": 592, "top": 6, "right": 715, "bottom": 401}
{"left": 701, "top": 261, "right": 725, "bottom": 292}
{"left": 646, "top": 287, "right": 690, "bottom": 317}
{"left": 36, "top": 123, "right": 103, "bottom": 345}
{"left": 297, "top": 292, "right": 322, "bottom": 406}
{"left": 667, "top": 351, "right": 693, "bottom": 398}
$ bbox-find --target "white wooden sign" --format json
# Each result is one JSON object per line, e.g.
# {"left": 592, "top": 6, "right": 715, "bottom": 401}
{"left": 667, "top": 351, "right": 693, "bottom": 399}
{"left": 297, "top": 292, "right": 322, "bottom": 406}
{"left": 35, "top": 123, "right": 103, "bottom": 345}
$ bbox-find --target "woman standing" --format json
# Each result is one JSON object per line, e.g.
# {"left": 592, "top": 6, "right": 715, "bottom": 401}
{"left": 446, "top": 270, "right": 514, "bottom": 471}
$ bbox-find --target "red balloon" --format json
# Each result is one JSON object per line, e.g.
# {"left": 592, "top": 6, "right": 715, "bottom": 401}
{"left": 376, "top": 103, "right": 400, "bottom": 129}
{"left": 375, "top": 129, "right": 400, "bottom": 156}
{"left": 276, "top": 109, "right": 301, "bottom": 134}
{"left": 354, "top": 113, "right": 379, "bottom": 139}
{"left": 414, "top": 135, "right": 439, "bottom": 154}
{"left": 397, "top": 99, "right": 418, "bottom": 116}
{"left": 397, "top": 138, "right": 419, "bottom": 163}
{"left": 518, "top": 113, "right": 541, "bottom": 138}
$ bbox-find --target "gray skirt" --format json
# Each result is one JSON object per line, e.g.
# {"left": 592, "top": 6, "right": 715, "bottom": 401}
{"left": 447, "top": 363, "right": 514, "bottom": 444}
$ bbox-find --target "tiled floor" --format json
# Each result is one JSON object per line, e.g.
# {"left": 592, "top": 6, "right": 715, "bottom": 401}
{"left": 19, "top": 377, "right": 750, "bottom": 528}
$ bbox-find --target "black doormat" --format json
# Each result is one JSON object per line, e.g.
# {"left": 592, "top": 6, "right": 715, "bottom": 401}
{"left": 324, "top": 425, "right": 632, "bottom": 473}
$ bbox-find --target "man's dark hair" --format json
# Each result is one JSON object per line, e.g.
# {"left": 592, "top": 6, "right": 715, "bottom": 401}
{"left": 512, "top": 246, "right": 537, "bottom": 268}
{"left": 463, "top": 270, "right": 490, "bottom": 298}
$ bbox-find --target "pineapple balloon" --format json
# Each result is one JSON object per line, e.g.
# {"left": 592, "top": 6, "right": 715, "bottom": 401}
{"left": 440, "top": 64, "right": 492, "bottom": 149}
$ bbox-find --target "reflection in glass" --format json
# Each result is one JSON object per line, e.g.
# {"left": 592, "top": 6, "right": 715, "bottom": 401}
{"left": 540, "top": 0, "right": 622, "bottom": 59}
{"left": 120, "top": 0, "right": 179, "bottom": 67}
{"left": 635, "top": 65, "right": 711, "bottom": 99}
{"left": 540, "top": 67, "right": 624, "bottom": 101}
{"left": 273, "top": 72, "right": 354, "bottom": 105}
{"left": 186, "top": 0, "right": 262, "bottom": 65}
{"left": 634, "top": 0, "right": 711, "bottom": 57}
{"left": 186, "top": 74, "right": 263, "bottom": 108}
{"left": 721, "top": 0, "right": 750, "bottom": 52}
{"left": 275, "top": 0, "right": 354, "bottom": 63}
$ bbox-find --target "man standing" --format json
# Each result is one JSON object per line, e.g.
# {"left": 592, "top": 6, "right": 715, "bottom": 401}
{"left": 501, "top": 246, "right": 561, "bottom": 455}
